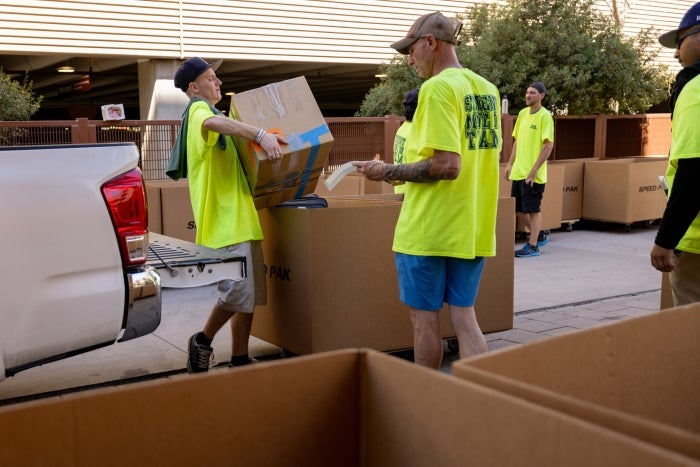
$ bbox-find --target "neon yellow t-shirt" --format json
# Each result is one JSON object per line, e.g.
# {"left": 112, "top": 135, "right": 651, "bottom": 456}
{"left": 393, "top": 121, "right": 412, "bottom": 194}
{"left": 186, "top": 100, "right": 263, "bottom": 249}
{"left": 392, "top": 67, "right": 501, "bottom": 258}
{"left": 509, "top": 107, "right": 554, "bottom": 184}
{"left": 667, "top": 76, "right": 700, "bottom": 254}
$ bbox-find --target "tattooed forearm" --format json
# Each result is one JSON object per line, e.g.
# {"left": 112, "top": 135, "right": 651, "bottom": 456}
{"left": 383, "top": 159, "right": 457, "bottom": 182}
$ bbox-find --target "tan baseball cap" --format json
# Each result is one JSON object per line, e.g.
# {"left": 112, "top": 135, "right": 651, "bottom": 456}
{"left": 391, "top": 11, "right": 462, "bottom": 55}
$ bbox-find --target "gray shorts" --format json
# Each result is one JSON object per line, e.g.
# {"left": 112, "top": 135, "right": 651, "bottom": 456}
{"left": 217, "top": 241, "right": 267, "bottom": 313}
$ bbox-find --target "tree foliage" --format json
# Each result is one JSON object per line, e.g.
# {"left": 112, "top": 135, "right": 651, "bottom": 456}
{"left": 0, "top": 69, "right": 42, "bottom": 121}
{"left": 357, "top": 0, "right": 669, "bottom": 116}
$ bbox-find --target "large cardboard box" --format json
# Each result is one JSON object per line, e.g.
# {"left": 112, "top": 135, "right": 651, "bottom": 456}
{"left": 144, "top": 182, "right": 162, "bottom": 234}
{"left": 582, "top": 157, "right": 668, "bottom": 224}
{"left": 453, "top": 304, "right": 700, "bottom": 462}
{"left": 499, "top": 162, "right": 564, "bottom": 232}
{"left": 0, "top": 349, "right": 694, "bottom": 467}
{"left": 538, "top": 162, "right": 564, "bottom": 231}
{"left": 144, "top": 180, "right": 196, "bottom": 242}
{"left": 229, "top": 76, "right": 334, "bottom": 210}
{"left": 253, "top": 197, "right": 514, "bottom": 355}
{"left": 550, "top": 158, "right": 594, "bottom": 222}
{"left": 661, "top": 272, "right": 674, "bottom": 309}
{"left": 313, "top": 172, "right": 384, "bottom": 197}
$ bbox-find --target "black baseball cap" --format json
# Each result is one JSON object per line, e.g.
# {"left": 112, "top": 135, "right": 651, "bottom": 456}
{"left": 529, "top": 82, "right": 546, "bottom": 94}
{"left": 174, "top": 57, "right": 223, "bottom": 92}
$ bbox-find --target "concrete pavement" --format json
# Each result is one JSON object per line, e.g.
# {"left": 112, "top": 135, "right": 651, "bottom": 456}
{"left": 0, "top": 220, "right": 664, "bottom": 404}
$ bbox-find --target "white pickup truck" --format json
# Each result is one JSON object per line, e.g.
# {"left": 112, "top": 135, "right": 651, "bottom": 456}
{"left": 0, "top": 143, "right": 161, "bottom": 382}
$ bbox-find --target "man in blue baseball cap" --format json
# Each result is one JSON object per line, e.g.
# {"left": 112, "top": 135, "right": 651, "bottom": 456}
{"left": 650, "top": 3, "right": 700, "bottom": 305}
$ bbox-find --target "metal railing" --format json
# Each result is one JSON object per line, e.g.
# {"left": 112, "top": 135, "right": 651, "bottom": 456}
{"left": 0, "top": 114, "right": 671, "bottom": 180}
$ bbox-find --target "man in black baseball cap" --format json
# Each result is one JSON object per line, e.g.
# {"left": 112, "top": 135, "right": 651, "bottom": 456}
{"left": 171, "top": 56, "right": 287, "bottom": 374}
{"left": 650, "top": 2, "right": 700, "bottom": 306}
{"left": 173, "top": 57, "right": 223, "bottom": 92}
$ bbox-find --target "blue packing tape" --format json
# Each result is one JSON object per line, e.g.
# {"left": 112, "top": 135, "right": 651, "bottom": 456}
{"left": 293, "top": 123, "right": 330, "bottom": 198}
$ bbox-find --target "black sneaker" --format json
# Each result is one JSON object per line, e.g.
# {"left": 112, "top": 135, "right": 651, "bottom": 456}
{"left": 537, "top": 232, "right": 550, "bottom": 247}
{"left": 187, "top": 333, "right": 213, "bottom": 373}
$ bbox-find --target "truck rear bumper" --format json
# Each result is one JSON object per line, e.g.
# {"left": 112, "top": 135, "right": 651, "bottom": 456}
{"left": 119, "top": 266, "right": 161, "bottom": 342}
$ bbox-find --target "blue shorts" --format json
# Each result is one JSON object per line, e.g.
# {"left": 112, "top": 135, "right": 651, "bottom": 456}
{"left": 395, "top": 253, "right": 485, "bottom": 311}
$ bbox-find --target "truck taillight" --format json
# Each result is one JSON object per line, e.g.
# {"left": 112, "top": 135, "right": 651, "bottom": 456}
{"left": 102, "top": 168, "right": 149, "bottom": 266}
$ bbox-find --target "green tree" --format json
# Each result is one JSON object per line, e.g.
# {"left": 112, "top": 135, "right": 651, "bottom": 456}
{"left": 356, "top": 55, "right": 423, "bottom": 117}
{"left": 0, "top": 69, "right": 43, "bottom": 144}
{"left": 0, "top": 69, "right": 42, "bottom": 120}
{"left": 358, "top": 0, "right": 669, "bottom": 116}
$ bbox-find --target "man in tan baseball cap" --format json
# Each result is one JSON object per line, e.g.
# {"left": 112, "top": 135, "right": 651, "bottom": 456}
{"left": 353, "top": 11, "right": 501, "bottom": 368}
{"left": 390, "top": 11, "right": 462, "bottom": 55}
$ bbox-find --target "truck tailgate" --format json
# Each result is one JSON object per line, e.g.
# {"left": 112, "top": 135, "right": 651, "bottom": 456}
{"left": 147, "top": 233, "right": 246, "bottom": 288}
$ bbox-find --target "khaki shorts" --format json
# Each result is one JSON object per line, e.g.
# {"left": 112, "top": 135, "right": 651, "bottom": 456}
{"left": 217, "top": 241, "right": 266, "bottom": 313}
{"left": 670, "top": 250, "right": 700, "bottom": 306}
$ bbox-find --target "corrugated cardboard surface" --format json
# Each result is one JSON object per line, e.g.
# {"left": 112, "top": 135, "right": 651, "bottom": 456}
{"left": 499, "top": 162, "right": 564, "bottom": 231}
{"left": 314, "top": 172, "right": 384, "bottom": 197}
{"left": 145, "top": 180, "right": 196, "bottom": 242}
{"left": 538, "top": 163, "right": 564, "bottom": 230}
{"left": 661, "top": 272, "right": 674, "bottom": 309}
{"left": 550, "top": 158, "right": 595, "bottom": 222}
{"left": 144, "top": 182, "right": 162, "bottom": 234}
{"left": 253, "top": 197, "right": 514, "bottom": 354}
{"left": 230, "top": 76, "right": 333, "bottom": 210}
{"left": 453, "top": 303, "right": 700, "bottom": 461}
{"left": 0, "top": 349, "right": 695, "bottom": 467}
{"left": 582, "top": 157, "right": 668, "bottom": 224}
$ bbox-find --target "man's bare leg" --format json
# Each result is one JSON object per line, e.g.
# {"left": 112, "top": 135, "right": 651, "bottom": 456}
{"left": 528, "top": 211, "right": 542, "bottom": 247}
{"left": 230, "top": 311, "right": 253, "bottom": 356}
{"left": 409, "top": 309, "right": 442, "bottom": 368}
{"left": 449, "top": 305, "right": 487, "bottom": 360}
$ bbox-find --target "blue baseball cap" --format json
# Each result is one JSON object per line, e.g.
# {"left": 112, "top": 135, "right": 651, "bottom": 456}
{"left": 659, "top": 2, "right": 700, "bottom": 48}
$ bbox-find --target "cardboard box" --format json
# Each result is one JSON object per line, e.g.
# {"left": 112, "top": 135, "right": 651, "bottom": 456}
{"left": 0, "top": 349, "right": 694, "bottom": 467}
{"left": 550, "top": 158, "right": 595, "bottom": 222}
{"left": 453, "top": 304, "right": 700, "bottom": 462}
{"left": 498, "top": 162, "right": 511, "bottom": 198}
{"left": 313, "top": 172, "right": 384, "bottom": 197}
{"left": 661, "top": 272, "right": 674, "bottom": 309}
{"left": 500, "top": 162, "right": 564, "bottom": 232}
{"left": 582, "top": 157, "right": 668, "bottom": 224}
{"left": 145, "top": 182, "right": 162, "bottom": 234}
{"left": 538, "top": 162, "right": 564, "bottom": 231}
{"left": 253, "top": 197, "right": 514, "bottom": 355}
{"left": 229, "top": 76, "right": 334, "bottom": 210}
{"left": 144, "top": 180, "right": 196, "bottom": 242}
